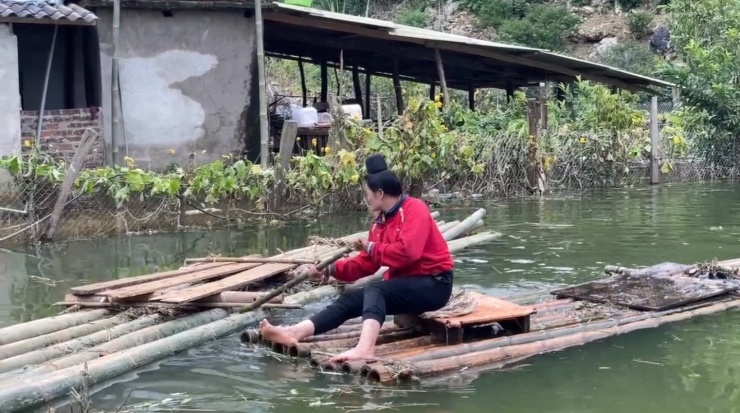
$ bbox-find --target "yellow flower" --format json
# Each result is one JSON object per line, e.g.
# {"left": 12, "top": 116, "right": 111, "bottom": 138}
{"left": 435, "top": 101, "right": 443, "bottom": 109}
{"left": 251, "top": 164, "right": 263, "bottom": 175}
{"left": 431, "top": 153, "right": 436, "bottom": 159}
{"left": 672, "top": 136, "right": 681, "bottom": 144}
{"left": 441, "top": 124, "right": 447, "bottom": 131}
{"left": 324, "top": 147, "right": 331, "bottom": 154}
{"left": 311, "top": 138, "right": 317, "bottom": 147}
{"left": 579, "top": 137, "right": 587, "bottom": 144}
{"left": 404, "top": 121, "right": 413, "bottom": 130}
{"left": 350, "top": 174, "right": 359, "bottom": 183}
{"left": 168, "top": 149, "right": 175, "bottom": 155}
{"left": 124, "top": 156, "right": 135, "bottom": 167}
{"left": 363, "top": 128, "right": 372, "bottom": 136}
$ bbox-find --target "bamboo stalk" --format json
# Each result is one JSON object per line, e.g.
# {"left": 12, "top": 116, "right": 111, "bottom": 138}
{"left": 366, "top": 298, "right": 740, "bottom": 384}
{"left": 0, "top": 313, "right": 130, "bottom": 363}
{"left": 0, "top": 310, "right": 109, "bottom": 346}
{"left": 300, "top": 324, "right": 403, "bottom": 343}
{"left": 0, "top": 315, "right": 163, "bottom": 375}
{"left": 183, "top": 257, "right": 317, "bottom": 265}
{"left": 52, "top": 302, "right": 301, "bottom": 310}
{"left": 11, "top": 309, "right": 229, "bottom": 381}
{"left": 437, "top": 220, "right": 459, "bottom": 233}
{"left": 442, "top": 208, "right": 486, "bottom": 241}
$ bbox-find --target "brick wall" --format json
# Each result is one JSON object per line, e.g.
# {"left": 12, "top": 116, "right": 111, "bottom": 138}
{"left": 20, "top": 107, "right": 105, "bottom": 167}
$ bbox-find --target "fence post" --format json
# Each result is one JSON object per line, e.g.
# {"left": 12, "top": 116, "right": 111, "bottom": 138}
{"left": 650, "top": 96, "right": 660, "bottom": 185}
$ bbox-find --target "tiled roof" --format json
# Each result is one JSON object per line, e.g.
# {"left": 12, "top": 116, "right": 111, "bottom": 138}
{"left": 0, "top": 1, "right": 98, "bottom": 25}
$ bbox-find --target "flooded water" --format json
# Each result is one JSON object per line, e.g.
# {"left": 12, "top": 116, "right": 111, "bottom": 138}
{"left": 2, "top": 182, "right": 740, "bottom": 413}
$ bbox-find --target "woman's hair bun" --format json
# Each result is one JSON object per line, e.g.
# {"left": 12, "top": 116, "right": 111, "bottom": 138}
{"left": 365, "top": 153, "right": 388, "bottom": 174}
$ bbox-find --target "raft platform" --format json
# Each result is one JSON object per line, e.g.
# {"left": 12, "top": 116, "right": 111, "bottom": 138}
{"left": 0, "top": 209, "right": 494, "bottom": 413}
{"left": 243, "top": 261, "right": 740, "bottom": 385}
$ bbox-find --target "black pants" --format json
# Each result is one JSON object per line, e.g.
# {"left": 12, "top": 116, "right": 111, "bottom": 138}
{"left": 309, "top": 272, "right": 453, "bottom": 335}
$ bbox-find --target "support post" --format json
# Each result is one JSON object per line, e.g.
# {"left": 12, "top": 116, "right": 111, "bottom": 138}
{"left": 276, "top": 120, "right": 298, "bottom": 203}
{"left": 320, "top": 59, "right": 328, "bottom": 103}
{"left": 376, "top": 96, "right": 384, "bottom": 140}
{"left": 298, "top": 57, "right": 307, "bottom": 107}
{"left": 352, "top": 64, "right": 362, "bottom": 114}
{"left": 255, "top": 0, "right": 268, "bottom": 169}
{"left": 36, "top": 25, "right": 58, "bottom": 147}
{"left": 433, "top": 48, "right": 449, "bottom": 112}
{"left": 364, "top": 70, "right": 371, "bottom": 119}
{"left": 526, "top": 98, "right": 546, "bottom": 195}
{"left": 429, "top": 84, "right": 436, "bottom": 101}
{"left": 650, "top": 96, "right": 660, "bottom": 185}
{"left": 468, "top": 84, "right": 475, "bottom": 111}
{"left": 392, "top": 56, "right": 403, "bottom": 115}
{"left": 111, "top": 0, "right": 123, "bottom": 165}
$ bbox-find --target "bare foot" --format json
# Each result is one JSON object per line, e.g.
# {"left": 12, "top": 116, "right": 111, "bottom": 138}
{"left": 329, "top": 347, "right": 375, "bottom": 363}
{"left": 259, "top": 319, "right": 298, "bottom": 346}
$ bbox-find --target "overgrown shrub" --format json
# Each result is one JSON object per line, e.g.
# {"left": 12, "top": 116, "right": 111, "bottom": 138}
{"left": 599, "top": 41, "right": 660, "bottom": 76}
{"left": 461, "top": 0, "right": 530, "bottom": 29}
{"left": 396, "top": 7, "right": 429, "bottom": 28}
{"left": 498, "top": 4, "right": 581, "bottom": 51}
{"left": 627, "top": 11, "right": 653, "bottom": 38}
{"left": 617, "top": 0, "right": 644, "bottom": 11}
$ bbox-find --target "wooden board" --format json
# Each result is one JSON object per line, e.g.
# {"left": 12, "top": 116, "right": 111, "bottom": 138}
{"left": 153, "top": 263, "right": 295, "bottom": 304}
{"left": 430, "top": 292, "right": 536, "bottom": 328}
{"left": 101, "top": 263, "right": 262, "bottom": 301}
{"left": 551, "top": 274, "right": 737, "bottom": 311}
{"left": 69, "top": 262, "right": 230, "bottom": 295}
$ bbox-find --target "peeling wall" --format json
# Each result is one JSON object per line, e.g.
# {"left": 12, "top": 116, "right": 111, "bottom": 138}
{"left": 96, "top": 9, "right": 256, "bottom": 169}
{"left": 0, "top": 24, "right": 20, "bottom": 188}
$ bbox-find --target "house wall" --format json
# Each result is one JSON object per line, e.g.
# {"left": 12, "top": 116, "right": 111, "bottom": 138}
{"left": 96, "top": 9, "right": 258, "bottom": 170}
{"left": 20, "top": 108, "right": 105, "bottom": 167}
{"left": 0, "top": 24, "right": 21, "bottom": 188}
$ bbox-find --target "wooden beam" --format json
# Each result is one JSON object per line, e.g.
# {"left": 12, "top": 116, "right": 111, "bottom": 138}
{"left": 468, "top": 84, "right": 475, "bottom": 110}
{"left": 320, "top": 59, "right": 328, "bottom": 102}
{"left": 298, "top": 57, "right": 307, "bottom": 107}
{"left": 392, "top": 55, "right": 403, "bottom": 115}
{"left": 364, "top": 69, "right": 371, "bottom": 119}
{"left": 433, "top": 48, "right": 449, "bottom": 112}
{"left": 352, "top": 64, "right": 363, "bottom": 113}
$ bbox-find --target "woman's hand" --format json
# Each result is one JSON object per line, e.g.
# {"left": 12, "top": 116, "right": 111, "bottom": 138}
{"left": 353, "top": 239, "right": 370, "bottom": 252}
{"left": 294, "top": 264, "right": 327, "bottom": 283}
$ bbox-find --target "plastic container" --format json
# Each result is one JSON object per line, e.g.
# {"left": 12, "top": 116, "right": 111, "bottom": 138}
{"left": 317, "top": 112, "right": 333, "bottom": 125}
{"left": 342, "top": 104, "right": 363, "bottom": 121}
{"left": 290, "top": 105, "right": 318, "bottom": 128}
{"left": 284, "top": 0, "right": 312, "bottom": 7}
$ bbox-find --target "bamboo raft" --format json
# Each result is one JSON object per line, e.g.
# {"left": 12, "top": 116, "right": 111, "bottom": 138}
{"left": 243, "top": 259, "right": 740, "bottom": 385}
{"left": 0, "top": 209, "right": 497, "bottom": 413}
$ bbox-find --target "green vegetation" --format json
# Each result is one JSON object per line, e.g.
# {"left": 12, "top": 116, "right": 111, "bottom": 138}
{"left": 627, "top": 11, "right": 654, "bottom": 38}
{"left": 599, "top": 41, "right": 661, "bottom": 77}
{"left": 617, "top": 0, "right": 645, "bottom": 11}
{"left": 498, "top": 4, "right": 581, "bottom": 51}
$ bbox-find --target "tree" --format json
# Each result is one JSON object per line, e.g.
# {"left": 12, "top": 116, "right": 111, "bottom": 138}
{"left": 662, "top": 0, "right": 740, "bottom": 141}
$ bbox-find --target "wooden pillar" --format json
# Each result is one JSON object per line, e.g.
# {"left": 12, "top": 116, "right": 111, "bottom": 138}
{"left": 556, "top": 83, "right": 566, "bottom": 102}
{"left": 526, "top": 98, "right": 546, "bottom": 194}
{"left": 352, "top": 64, "right": 362, "bottom": 114}
{"left": 392, "top": 56, "right": 403, "bottom": 115}
{"left": 429, "top": 84, "right": 436, "bottom": 101}
{"left": 433, "top": 48, "right": 449, "bottom": 112}
{"left": 505, "top": 82, "right": 516, "bottom": 102}
{"left": 468, "top": 84, "right": 475, "bottom": 111}
{"left": 364, "top": 70, "right": 371, "bottom": 120}
{"left": 320, "top": 59, "right": 328, "bottom": 102}
{"left": 298, "top": 58, "right": 307, "bottom": 107}
{"left": 255, "top": 0, "right": 268, "bottom": 168}
{"left": 539, "top": 82, "right": 548, "bottom": 130}
{"left": 650, "top": 96, "right": 660, "bottom": 185}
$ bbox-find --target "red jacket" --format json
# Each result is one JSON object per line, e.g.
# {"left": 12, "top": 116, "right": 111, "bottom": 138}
{"left": 331, "top": 196, "right": 454, "bottom": 282}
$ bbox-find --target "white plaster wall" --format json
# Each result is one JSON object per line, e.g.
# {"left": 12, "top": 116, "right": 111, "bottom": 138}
{"left": 0, "top": 24, "right": 21, "bottom": 188}
{"left": 97, "top": 10, "right": 256, "bottom": 169}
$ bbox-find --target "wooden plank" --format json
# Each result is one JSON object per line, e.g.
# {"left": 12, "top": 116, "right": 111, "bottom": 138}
{"left": 102, "top": 262, "right": 262, "bottom": 300}
{"left": 154, "top": 263, "right": 295, "bottom": 304}
{"left": 69, "top": 262, "right": 229, "bottom": 295}
{"left": 63, "top": 291, "right": 283, "bottom": 304}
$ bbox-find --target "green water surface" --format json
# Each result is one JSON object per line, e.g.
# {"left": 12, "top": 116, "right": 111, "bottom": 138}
{"left": 1, "top": 182, "right": 739, "bottom": 413}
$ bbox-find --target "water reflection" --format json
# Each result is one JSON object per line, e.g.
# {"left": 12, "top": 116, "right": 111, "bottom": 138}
{"left": 2, "top": 182, "right": 740, "bottom": 412}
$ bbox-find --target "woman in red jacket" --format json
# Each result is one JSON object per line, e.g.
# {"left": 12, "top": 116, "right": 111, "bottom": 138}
{"left": 259, "top": 154, "right": 454, "bottom": 362}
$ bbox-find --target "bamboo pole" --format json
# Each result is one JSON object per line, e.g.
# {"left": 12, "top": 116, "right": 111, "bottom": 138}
{"left": 11, "top": 309, "right": 229, "bottom": 381}
{"left": 111, "top": 0, "right": 123, "bottom": 165}
{"left": 255, "top": 0, "right": 268, "bottom": 169}
{"left": 442, "top": 208, "right": 486, "bottom": 241}
{"left": 52, "top": 302, "right": 301, "bottom": 310}
{"left": 182, "top": 257, "right": 317, "bottom": 265}
{"left": 35, "top": 24, "right": 58, "bottom": 147}
{"left": 433, "top": 48, "right": 449, "bottom": 112}
{"left": 0, "top": 313, "right": 131, "bottom": 364}
{"left": 300, "top": 324, "right": 402, "bottom": 343}
{"left": 0, "top": 315, "right": 163, "bottom": 375}
{"left": 0, "top": 310, "right": 109, "bottom": 346}
{"left": 367, "top": 298, "right": 740, "bottom": 384}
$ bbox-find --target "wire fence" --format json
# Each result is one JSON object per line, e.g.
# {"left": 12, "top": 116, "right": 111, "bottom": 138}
{"left": 1, "top": 99, "right": 739, "bottom": 245}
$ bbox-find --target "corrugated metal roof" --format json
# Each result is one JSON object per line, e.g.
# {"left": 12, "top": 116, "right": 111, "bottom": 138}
{"left": 269, "top": 2, "right": 674, "bottom": 90}
{"left": 0, "top": 1, "right": 98, "bottom": 25}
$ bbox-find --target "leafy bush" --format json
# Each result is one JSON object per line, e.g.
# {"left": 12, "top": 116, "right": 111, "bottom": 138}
{"left": 396, "top": 7, "right": 429, "bottom": 28}
{"left": 599, "top": 41, "right": 660, "bottom": 76}
{"left": 461, "top": 0, "right": 530, "bottom": 29}
{"left": 498, "top": 4, "right": 581, "bottom": 51}
{"left": 617, "top": 0, "right": 644, "bottom": 11}
{"left": 627, "top": 11, "right": 653, "bottom": 38}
